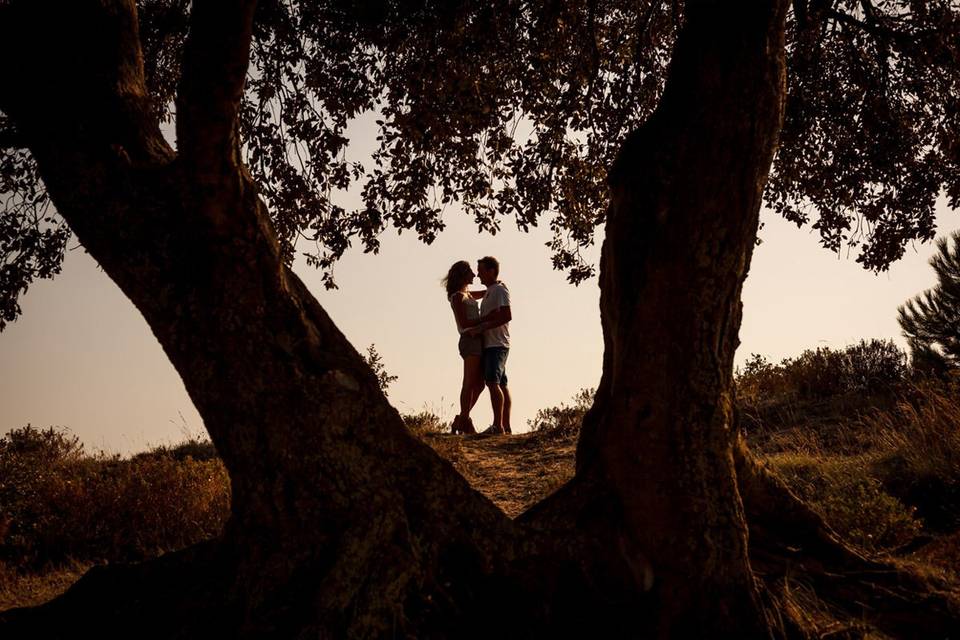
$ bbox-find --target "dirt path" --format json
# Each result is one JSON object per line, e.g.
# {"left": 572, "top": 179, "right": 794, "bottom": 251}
{"left": 424, "top": 432, "right": 575, "bottom": 518}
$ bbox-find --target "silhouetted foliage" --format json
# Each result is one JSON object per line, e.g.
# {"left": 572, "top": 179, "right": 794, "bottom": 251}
{"left": 899, "top": 230, "right": 960, "bottom": 374}
{"left": 0, "top": 128, "right": 70, "bottom": 330}
{"left": 736, "top": 339, "right": 908, "bottom": 402}
{"left": 529, "top": 387, "right": 595, "bottom": 439}
{"left": 2, "top": 1, "right": 959, "bottom": 325}
{"left": 362, "top": 343, "right": 398, "bottom": 396}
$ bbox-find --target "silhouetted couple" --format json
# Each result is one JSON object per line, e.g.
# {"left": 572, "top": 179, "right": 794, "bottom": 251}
{"left": 444, "top": 256, "right": 512, "bottom": 436}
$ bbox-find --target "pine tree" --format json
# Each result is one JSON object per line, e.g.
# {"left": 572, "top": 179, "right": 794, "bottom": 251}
{"left": 898, "top": 230, "right": 960, "bottom": 374}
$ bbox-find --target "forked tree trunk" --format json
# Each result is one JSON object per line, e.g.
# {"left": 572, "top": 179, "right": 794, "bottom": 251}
{"left": 1, "top": 1, "right": 956, "bottom": 639}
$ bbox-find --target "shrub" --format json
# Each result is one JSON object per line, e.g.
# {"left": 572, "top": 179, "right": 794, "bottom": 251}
{"left": 736, "top": 339, "right": 908, "bottom": 404}
{"left": 843, "top": 339, "right": 909, "bottom": 392}
{"left": 769, "top": 453, "right": 922, "bottom": 552}
{"left": 529, "top": 388, "right": 594, "bottom": 439}
{"left": 735, "top": 354, "right": 790, "bottom": 405}
{"left": 403, "top": 411, "right": 447, "bottom": 435}
{"left": 788, "top": 347, "right": 849, "bottom": 398}
{"left": 0, "top": 426, "right": 230, "bottom": 570}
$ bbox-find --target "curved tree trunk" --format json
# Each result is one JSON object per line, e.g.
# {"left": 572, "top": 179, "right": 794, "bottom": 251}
{"left": 0, "top": 2, "right": 526, "bottom": 637}
{"left": 565, "top": 0, "right": 790, "bottom": 636}
{"left": 1, "top": 1, "right": 957, "bottom": 639}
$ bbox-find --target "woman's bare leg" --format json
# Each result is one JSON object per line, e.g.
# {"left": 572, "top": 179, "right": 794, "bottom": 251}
{"left": 459, "top": 355, "right": 483, "bottom": 432}
{"left": 468, "top": 359, "right": 485, "bottom": 412}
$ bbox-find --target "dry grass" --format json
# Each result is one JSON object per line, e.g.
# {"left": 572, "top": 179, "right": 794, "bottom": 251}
{"left": 422, "top": 431, "right": 575, "bottom": 518}
{"left": 864, "top": 379, "right": 960, "bottom": 532}
{"left": 766, "top": 451, "right": 923, "bottom": 553}
{"left": 772, "top": 576, "right": 886, "bottom": 640}
{"left": 0, "top": 558, "right": 90, "bottom": 611}
{"left": 754, "top": 378, "right": 960, "bottom": 552}
{"left": 3, "top": 365, "right": 959, "bottom": 623}
{"left": 0, "top": 427, "right": 230, "bottom": 571}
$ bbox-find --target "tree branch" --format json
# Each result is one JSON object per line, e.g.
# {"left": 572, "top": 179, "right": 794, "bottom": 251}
{"left": 175, "top": 0, "right": 257, "bottom": 198}
{"left": 826, "top": 6, "right": 931, "bottom": 46}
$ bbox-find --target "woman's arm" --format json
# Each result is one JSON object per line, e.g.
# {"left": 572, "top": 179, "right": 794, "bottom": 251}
{"left": 469, "top": 290, "right": 485, "bottom": 300}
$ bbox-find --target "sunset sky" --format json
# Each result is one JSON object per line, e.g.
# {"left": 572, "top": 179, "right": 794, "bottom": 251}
{"left": 0, "top": 114, "right": 955, "bottom": 454}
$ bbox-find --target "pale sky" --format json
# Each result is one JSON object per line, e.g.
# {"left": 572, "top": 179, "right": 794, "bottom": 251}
{"left": 0, "top": 113, "right": 955, "bottom": 454}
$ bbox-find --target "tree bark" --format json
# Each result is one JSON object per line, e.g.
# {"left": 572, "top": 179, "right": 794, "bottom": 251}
{"left": 1, "top": 1, "right": 957, "bottom": 639}
{"left": 559, "top": 1, "right": 791, "bottom": 636}
{"left": 0, "top": 2, "right": 522, "bottom": 637}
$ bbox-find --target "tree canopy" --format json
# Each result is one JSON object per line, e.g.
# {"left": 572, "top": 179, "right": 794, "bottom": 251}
{"left": 2, "top": 0, "right": 958, "bottom": 329}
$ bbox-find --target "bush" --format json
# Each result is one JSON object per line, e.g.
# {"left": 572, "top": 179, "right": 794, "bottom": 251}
{"left": 736, "top": 353, "right": 791, "bottom": 404}
{"left": 844, "top": 339, "right": 909, "bottom": 392}
{"left": 402, "top": 411, "right": 447, "bottom": 436}
{"left": 0, "top": 426, "right": 230, "bottom": 570}
{"left": 529, "top": 388, "right": 594, "bottom": 439}
{"left": 736, "top": 339, "right": 908, "bottom": 404}
{"left": 769, "top": 453, "right": 922, "bottom": 552}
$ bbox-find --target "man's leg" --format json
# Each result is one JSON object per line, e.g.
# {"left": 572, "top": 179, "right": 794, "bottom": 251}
{"left": 487, "top": 382, "right": 504, "bottom": 431}
{"left": 502, "top": 385, "right": 512, "bottom": 434}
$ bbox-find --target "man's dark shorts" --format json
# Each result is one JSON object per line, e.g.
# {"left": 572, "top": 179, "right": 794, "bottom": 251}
{"left": 483, "top": 347, "right": 509, "bottom": 386}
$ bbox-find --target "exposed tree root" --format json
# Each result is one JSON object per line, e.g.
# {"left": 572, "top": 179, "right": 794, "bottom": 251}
{"left": 0, "top": 502, "right": 649, "bottom": 640}
{"left": 0, "top": 537, "right": 237, "bottom": 639}
{"left": 736, "top": 439, "right": 960, "bottom": 638}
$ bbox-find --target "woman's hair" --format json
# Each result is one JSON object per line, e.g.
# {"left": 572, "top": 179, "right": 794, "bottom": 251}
{"left": 443, "top": 260, "right": 473, "bottom": 296}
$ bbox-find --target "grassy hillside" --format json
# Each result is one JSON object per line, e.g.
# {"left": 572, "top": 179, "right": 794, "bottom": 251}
{"left": 2, "top": 340, "right": 959, "bottom": 634}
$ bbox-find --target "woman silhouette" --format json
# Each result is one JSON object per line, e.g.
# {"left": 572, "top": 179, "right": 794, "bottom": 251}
{"left": 443, "top": 261, "right": 485, "bottom": 434}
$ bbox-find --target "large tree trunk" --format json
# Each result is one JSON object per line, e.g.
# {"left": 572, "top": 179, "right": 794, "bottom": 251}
{"left": 1, "top": 1, "right": 956, "bottom": 639}
{"left": 555, "top": 0, "right": 790, "bottom": 636}
{"left": 0, "top": 2, "right": 524, "bottom": 637}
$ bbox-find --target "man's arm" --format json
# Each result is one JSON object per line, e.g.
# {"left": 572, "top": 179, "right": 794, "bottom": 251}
{"left": 467, "top": 305, "right": 511, "bottom": 334}
{"left": 469, "top": 290, "right": 486, "bottom": 300}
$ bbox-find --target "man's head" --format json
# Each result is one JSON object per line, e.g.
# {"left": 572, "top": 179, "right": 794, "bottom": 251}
{"left": 477, "top": 256, "right": 500, "bottom": 286}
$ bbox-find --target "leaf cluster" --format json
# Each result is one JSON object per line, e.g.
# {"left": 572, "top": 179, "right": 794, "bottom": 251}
{"left": 770, "top": 0, "right": 960, "bottom": 269}
{"left": 0, "top": 115, "right": 70, "bottom": 330}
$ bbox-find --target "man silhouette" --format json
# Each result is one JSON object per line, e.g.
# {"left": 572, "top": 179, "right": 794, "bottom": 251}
{"left": 472, "top": 256, "right": 512, "bottom": 435}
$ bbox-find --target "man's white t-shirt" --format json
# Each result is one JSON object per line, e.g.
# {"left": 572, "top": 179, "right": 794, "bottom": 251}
{"left": 480, "top": 282, "right": 510, "bottom": 348}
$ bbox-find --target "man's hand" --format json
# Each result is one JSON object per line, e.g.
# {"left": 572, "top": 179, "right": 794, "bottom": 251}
{"left": 481, "top": 306, "right": 512, "bottom": 330}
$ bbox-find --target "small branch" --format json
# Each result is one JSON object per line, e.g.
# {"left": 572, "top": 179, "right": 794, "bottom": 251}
{"left": 826, "top": 7, "right": 931, "bottom": 47}
{"left": 175, "top": 0, "right": 257, "bottom": 193}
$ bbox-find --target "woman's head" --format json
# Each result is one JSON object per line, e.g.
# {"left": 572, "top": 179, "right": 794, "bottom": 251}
{"left": 443, "top": 260, "right": 475, "bottom": 296}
